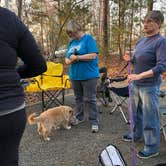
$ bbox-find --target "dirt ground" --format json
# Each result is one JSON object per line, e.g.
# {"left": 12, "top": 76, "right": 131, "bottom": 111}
{"left": 19, "top": 85, "right": 166, "bottom": 166}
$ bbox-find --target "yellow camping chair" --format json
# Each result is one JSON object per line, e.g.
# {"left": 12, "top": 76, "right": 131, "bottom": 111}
{"left": 25, "top": 61, "right": 71, "bottom": 110}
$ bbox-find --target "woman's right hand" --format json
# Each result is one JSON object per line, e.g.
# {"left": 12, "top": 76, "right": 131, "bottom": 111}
{"left": 65, "top": 58, "right": 72, "bottom": 65}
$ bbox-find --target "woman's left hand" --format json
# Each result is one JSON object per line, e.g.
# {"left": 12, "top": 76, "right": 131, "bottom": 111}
{"left": 65, "top": 58, "right": 72, "bottom": 65}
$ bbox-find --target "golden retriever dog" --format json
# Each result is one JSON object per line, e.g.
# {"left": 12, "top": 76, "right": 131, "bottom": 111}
{"left": 28, "top": 105, "right": 74, "bottom": 141}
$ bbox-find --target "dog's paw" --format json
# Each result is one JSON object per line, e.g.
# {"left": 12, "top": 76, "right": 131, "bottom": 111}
{"left": 66, "top": 126, "right": 71, "bottom": 130}
{"left": 46, "top": 137, "right": 50, "bottom": 141}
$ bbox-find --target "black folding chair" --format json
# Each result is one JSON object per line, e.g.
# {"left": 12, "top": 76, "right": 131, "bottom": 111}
{"left": 109, "top": 77, "right": 130, "bottom": 124}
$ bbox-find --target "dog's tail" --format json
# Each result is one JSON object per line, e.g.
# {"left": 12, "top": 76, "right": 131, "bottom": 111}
{"left": 28, "top": 113, "right": 40, "bottom": 125}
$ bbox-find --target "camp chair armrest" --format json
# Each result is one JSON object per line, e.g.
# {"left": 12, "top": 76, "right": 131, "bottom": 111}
{"left": 29, "top": 78, "right": 37, "bottom": 83}
{"left": 29, "top": 77, "right": 42, "bottom": 90}
{"left": 64, "top": 78, "right": 70, "bottom": 87}
{"left": 110, "top": 76, "right": 127, "bottom": 83}
{"left": 42, "top": 74, "right": 63, "bottom": 77}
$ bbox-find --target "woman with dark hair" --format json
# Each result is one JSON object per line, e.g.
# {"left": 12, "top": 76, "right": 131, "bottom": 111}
{"left": 123, "top": 10, "right": 166, "bottom": 159}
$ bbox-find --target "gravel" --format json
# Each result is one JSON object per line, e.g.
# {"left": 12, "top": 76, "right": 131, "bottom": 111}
{"left": 19, "top": 91, "right": 166, "bottom": 166}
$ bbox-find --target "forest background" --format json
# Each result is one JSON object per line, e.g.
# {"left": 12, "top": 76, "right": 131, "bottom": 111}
{"left": 1, "top": 0, "right": 166, "bottom": 78}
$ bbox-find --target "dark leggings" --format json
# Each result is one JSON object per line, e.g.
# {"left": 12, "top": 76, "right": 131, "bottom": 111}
{"left": 0, "top": 109, "right": 27, "bottom": 166}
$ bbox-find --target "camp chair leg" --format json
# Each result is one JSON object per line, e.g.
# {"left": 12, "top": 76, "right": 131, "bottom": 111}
{"left": 110, "top": 93, "right": 129, "bottom": 124}
{"left": 41, "top": 89, "right": 66, "bottom": 111}
{"left": 41, "top": 91, "right": 45, "bottom": 111}
{"left": 62, "top": 90, "right": 65, "bottom": 104}
{"left": 159, "top": 105, "right": 166, "bottom": 142}
{"left": 163, "top": 125, "right": 166, "bottom": 141}
{"left": 110, "top": 104, "right": 118, "bottom": 113}
{"left": 110, "top": 104, "right": 129, "bottom": 124}
{"left": 160, "top": 123, "right": 166, "bottom": 142}
{"left": 110, "top": 96, "right": 126, "bottom": 113}
{"left": 119, "top": 106, "right": 129, "bottom": 124}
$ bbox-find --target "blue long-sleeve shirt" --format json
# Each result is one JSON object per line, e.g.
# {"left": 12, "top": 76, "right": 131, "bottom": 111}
{"left": 133, "top": 33, "right": 166, "bottom": 86}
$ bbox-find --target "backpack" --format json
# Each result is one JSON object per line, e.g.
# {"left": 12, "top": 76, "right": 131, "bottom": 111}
{"left": 98, "top": 144, "right": 127, "bottom": 166}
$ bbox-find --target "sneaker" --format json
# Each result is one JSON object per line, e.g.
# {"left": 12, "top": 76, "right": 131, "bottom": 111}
{"left": 122, "top": 134, "right": 142, "bottom": 142}
{"left": 91, "top": 125, "right": 99, "bottom": 133}
{"left": 71, "top": 118, "right": 85, "bottom": 126}
{"left": 137, "top": 150, "right": 159, "bottom": 159}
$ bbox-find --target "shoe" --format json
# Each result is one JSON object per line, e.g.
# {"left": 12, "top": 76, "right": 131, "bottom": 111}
{"left": 122, "top": 134, "right": 142, "bottom": 142}
{"left": 71, "top": 118, "right": 85, "bottom": 126}
{"left": 91, "top": 125, "right": 99, "bottom": 133}
{"left": 137, "top": 150, "right": 159, "bottom": 159}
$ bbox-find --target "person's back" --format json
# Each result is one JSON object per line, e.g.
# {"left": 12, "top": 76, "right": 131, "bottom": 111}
{"left": 0, "top": 7, "right": 47, "bottom": 166}
{"left": 0, "top": 6, "right": 25, "bottom": 112}
{"left": 0, "top": 7, "right": 46, "bottom": 113}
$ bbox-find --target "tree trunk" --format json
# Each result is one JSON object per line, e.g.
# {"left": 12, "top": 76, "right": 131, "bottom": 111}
{"left": 139, "top": 0, "right": 143, "bottom": 36}
{"left": 147, "top": 0, "right": 153, "bottom": 12}
{"left": 102, "top": 0, "right": 109, "bottom": 64}
{"left": 118, "top": 0, "right": 125, "bottom": 59}
{"left": 17, "top": 0, "right": 23, "bottom": 20}
{"left": 40, "top": 0, "right": 44, "bottom": 52}
{"left": 98, "top": 0, "right": 103, "bottom": 47}
{"left": 129, "top": 0, "right": 135, "bottom": 53}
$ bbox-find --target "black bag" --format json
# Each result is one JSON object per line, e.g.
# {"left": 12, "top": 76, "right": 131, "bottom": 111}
{"left": 98, "top": 144, "right": 127, "bottom": 166}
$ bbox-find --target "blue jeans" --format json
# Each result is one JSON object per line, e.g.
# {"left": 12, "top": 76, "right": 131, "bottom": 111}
{"left": 130, "top": 83, "right": 160, "bottom": 153}
{"left": 71, "top": 78, "right": 99, "bottom": 125}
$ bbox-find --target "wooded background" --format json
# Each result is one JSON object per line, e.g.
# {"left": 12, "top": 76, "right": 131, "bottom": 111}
{"left": 2, "top": 0, "right": 166, "bottom": 63}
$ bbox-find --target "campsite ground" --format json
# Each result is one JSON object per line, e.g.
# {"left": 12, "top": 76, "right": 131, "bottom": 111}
{"left": 20, "top": 56, "right": 166, "bottom": 166}
{"left": 19, "top": 82, "right": 166, "bottom": 166}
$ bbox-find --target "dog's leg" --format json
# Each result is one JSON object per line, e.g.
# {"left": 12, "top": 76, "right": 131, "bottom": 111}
{"left": 41, "top": 124, "right": 50, "bottom": 141}
{"left": 37, "top": 123, "right": 42, "bottom": 135}
{"left": 43, "top": 130, "right": 50, "bottom": 141}
{"left": 63, "top": 120, "right": 71, "bottom": 130}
